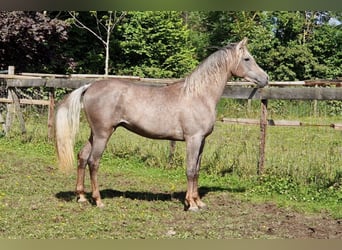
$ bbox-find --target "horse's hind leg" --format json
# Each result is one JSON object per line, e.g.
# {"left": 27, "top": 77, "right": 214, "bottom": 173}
{"left": 87, "top": 131, "right": 113, "bottom": 208}
{"left": 76, "top": 138, "right": 92, "bottom": 203}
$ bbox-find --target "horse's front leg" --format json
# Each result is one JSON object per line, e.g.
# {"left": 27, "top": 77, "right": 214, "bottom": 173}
{"left": 185, "top": 136, "right": 207, "bottom": 211}
{"left": 76, "top": 140, "right": 92, "bottom": 203}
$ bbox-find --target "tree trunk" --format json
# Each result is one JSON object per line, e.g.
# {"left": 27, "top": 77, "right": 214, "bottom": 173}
{"left": 105, "top": 27, "right": 110, "bottom": 76}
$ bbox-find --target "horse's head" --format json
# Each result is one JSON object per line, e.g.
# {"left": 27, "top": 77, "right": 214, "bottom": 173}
{"left": 232, "top": 38, "right": 269, "bottom": 88}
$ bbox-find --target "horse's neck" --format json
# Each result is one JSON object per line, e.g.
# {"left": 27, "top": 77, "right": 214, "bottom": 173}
{"left": 200, "top": 73, "right": 230, "bottom": 109}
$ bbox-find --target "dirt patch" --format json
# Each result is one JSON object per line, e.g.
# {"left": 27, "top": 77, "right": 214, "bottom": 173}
{"left": 188, "top": 192, "right": 342, "bottom": 239}
{"left": 248, "top": 202, "right": 342, "bottom": 239}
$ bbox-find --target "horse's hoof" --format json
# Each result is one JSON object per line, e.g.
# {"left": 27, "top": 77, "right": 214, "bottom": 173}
{"left": 188, "top": 206, "right": 200, "bottom": 212}
{"left": 198, "top": 202, "right": 208, "bottom": 210}
{"left": 77, "top": 196, "right": 88, "bottom": 203}
{"left": 199, "top": 204, "right": 208, "bottom": 210}
{"left": 96, "top": 202, "right": 105, "bottom": 208}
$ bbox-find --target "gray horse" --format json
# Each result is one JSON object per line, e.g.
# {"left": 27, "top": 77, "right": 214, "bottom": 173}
{"left": 55, "top": 38, "right": 268, "bottom": 211}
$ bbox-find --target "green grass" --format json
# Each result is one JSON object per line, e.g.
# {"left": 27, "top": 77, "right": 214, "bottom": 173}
{"left": 0, "top": 111, "right": 341, "bottom": 239}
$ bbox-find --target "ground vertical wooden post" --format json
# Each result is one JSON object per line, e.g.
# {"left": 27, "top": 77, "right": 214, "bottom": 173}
{"left": 313, "top": 84, "right": 318, "bottom": 117}
{"left": 8, "top": 66, "right": 15, "bottom": 75}
{"left": 4, "top": 66, "right": 26, "bottom": 135}
{"left": 47, "top": 88, "right": 55, "bottom": 141}
{"left": 258, "top": 99, "right": 268, "bottom": 175}
{"left": 247, "top": 99, "right": 252, "bottom": 114}
{"left": 10, "top": 88, "right": 26, "bottom": 134}
{"left": 5, "top": 88, "right": 14, "bottom": 135}
{"left": 0, "top": 111, "right": 5, "bottom": 134}
{"left": 4, "top": 66, "right": 15, "bottom": 135}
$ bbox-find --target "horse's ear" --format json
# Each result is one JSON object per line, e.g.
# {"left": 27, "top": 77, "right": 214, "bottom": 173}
{"left": 236, "top": 37, "right": 248, "bottom": 51}
{"left": 241, "top": 37, "right": 248, "bottom": 46}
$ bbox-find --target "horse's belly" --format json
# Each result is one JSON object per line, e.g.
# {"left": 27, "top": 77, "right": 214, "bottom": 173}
{"left": 120, "top": 117, "right": 184, "bottom": 141}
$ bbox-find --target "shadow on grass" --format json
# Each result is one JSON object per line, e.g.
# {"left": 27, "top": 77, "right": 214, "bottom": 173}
{"left": 55, "top": 185, "right": 246, "bottom": 208}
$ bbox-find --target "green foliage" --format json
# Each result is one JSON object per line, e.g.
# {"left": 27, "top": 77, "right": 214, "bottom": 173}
{"left": 249, "top": 174, "right": 342, "bottom": 210}
{"left": 309, "top": 23, "right": 342, "bottom": 78}
{"left": 325, "top": 100, "right": 342, "bottom": 116}
{"left": 2, "top": 11, "right": 340, "bottom": 82}
{"left": 114, "top": 11, "right": 198, "bottom": 77}
{"left": 205, "top": 11, "right": 341, "bottom": 81}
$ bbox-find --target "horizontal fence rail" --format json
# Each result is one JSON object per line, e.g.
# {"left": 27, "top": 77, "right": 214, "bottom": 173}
{"left": 2, "top": 74, "right": 342, "bottom": 100}
{"left": 222, "top": 86, "right": 342, "bottom": 100}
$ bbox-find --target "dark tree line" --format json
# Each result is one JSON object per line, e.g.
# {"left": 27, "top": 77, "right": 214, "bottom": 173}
{"left": 0, "top": 11, "right": 341, "bottom": 81}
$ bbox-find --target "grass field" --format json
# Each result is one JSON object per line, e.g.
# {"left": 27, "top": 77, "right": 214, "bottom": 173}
{"left": 0, "top": 109, "right": 341, "bottom": 239}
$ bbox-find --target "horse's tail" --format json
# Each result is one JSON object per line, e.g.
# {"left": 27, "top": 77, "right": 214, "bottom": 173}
{"left": 55, "top": 84, "right": 91, "bottom": 173}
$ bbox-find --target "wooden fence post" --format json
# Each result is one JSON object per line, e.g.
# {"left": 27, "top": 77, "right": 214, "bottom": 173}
{"left": 258, "top": 99, "right": 268, "bottom": 175}
{"left": 0, "top": 111, "right": 5, "bottom": 134}
{"left": 4, "top": 66, "right": 26, "bottom": 135}
{"left": 10, "top": 88, "right": 26, "bottom": 134}
{"left": 8, "top": 66, "right": 15, "bottom": 75}
{"left": 47, "top": 88, "right": 55, "bottom": 141}
{"left": 5, "top": 66, "right": 15, "bottom": 135}
{"left": 313, "top": 84, "right": 318, "bottom": 117}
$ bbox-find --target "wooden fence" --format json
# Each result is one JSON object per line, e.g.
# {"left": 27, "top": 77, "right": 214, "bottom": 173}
{"left": 1, "top": 66, "right": 342, "bottom": 173}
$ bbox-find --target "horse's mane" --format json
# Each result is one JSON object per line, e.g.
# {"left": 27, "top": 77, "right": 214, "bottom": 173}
{"left": 183, "top": 43, "right": 238, "bottom": 96}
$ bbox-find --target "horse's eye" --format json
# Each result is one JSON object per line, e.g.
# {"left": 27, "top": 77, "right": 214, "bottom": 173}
{"left": 244, "top": 57, "right": 250, "bottom": 62}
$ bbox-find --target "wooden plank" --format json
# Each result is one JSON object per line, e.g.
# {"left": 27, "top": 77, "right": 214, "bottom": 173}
{"left": 305, "top": 80, "right": 342, "bottom": 87}
{"left": 222, "top": 118, "right": 304, "bottom": 127}
{"left": 331, "top": 123, "right": 342, "bottom": 130}
{"left": 222, "top": 86, "right": 262, "bottom": 99}
{"left": 45, "top": 78, "right": 94, "bottom": 88}
{"left": 222, "top": 118, "right": 260, "bottom": 125}
{"left": 6, "top": 79, "right": 46, "bottom": 87}
{"left": 226, "top": 81, "right": 306, "bottom": 86}
{"left": 225, "top": 80, "right": 342, "bottom": 87}
{"left": 69, "top": 74, "right": 141, "bottom": 80}
{"left": 268, "top": 120, "right": 301, "bottom": 126}
{"left": 141, "top": 77, "right": 182, "bottom": 84}
{"left": 3, "top": 78, "right": 342, "bottom": 100}
{"left": 222, "top": 87, "right": 342, "bottom": 100}
{"left": 0, "top": 98, "right": 12, "bottom": 103}
{"left": 0, "top": 74, "right": 42, "bottom": 79}
{"left": 19, "top": 99, "right": 50, "bottom": 105}
{"left": 6, "top": 78, "right": 94, "bottom": 88}
{"left": 20, "top": 72, "right": 68, "bottom": 78}
{"left": 0, "top": 98, "right": 49, "bottom": 105}
{"left": 260, "top": 87, "right": 342, "bottom": 100}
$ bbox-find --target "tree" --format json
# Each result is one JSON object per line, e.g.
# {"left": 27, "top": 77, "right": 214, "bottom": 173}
{"left": 200, "top": 11, "right": 276, "bottom": 76}
{"left": 269, "top": 11, "right": 341, "bottom": 80}
{"left": 309, "top": 15, "right": 342, "bottom": 79}
{"left": 0, "top": 11, "right": 69, "bottom": 73}
{"left": 114, "top": 11, "right": 198, "bottom": 78}
{"left": 182, "top": 11, "right": 211, "bottom": 61}
{"left": 68, "top": 11, "right": 126, "bottom": 75}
